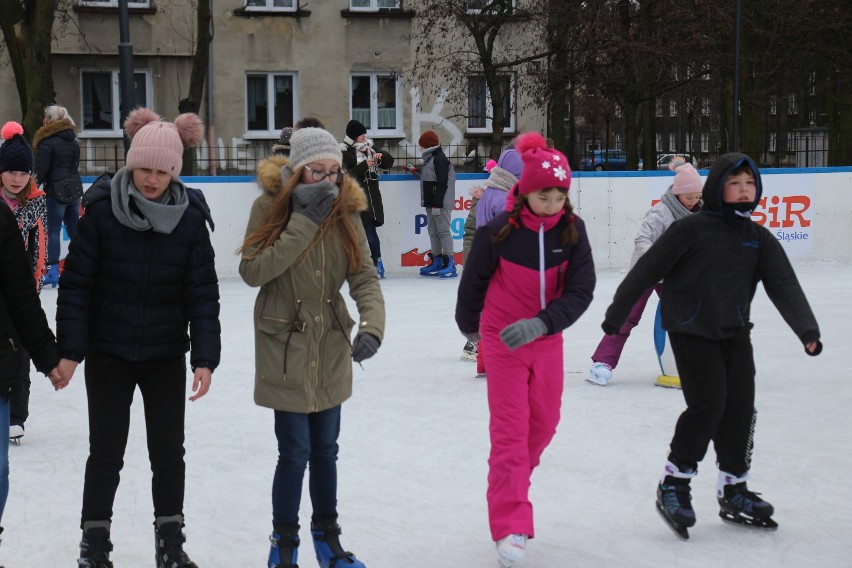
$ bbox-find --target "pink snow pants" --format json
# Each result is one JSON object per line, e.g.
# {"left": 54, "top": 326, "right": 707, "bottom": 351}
{"left": 483, "top": 331, "right": 564, "bottom": 542}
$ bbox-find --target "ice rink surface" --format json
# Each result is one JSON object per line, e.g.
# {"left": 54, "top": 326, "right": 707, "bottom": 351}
{"left": 6, "top": 262, "right": 850, "bottom": 567}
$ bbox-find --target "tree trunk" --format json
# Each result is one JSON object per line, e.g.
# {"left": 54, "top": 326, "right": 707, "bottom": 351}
{"left": 180, "top": 0, "right": 212, "bottom": 176}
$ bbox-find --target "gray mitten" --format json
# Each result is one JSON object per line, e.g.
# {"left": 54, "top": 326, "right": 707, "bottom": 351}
{"left": 292, "top": 182, "right": 338, "bottom": 224}
{"left": 352, "top": 332, "right": 381, "bottom": 363}
{"left": 500, "top": 318, "right": 547, "bottom": 350}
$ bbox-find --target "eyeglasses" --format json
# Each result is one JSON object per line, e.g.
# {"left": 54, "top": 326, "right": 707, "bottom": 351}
{"left": 304, "top": 165, "right": 344, "bottom": 184}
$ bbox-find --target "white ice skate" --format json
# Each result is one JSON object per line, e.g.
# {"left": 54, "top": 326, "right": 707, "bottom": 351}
{"left": 496, "top": 533, "right": 527, "bottom": 567}
{"left": 9, "top": 424, "right": 24, "bottom": 446}
{"left": 587, "top": 362, "right": 613, "bottom": 386}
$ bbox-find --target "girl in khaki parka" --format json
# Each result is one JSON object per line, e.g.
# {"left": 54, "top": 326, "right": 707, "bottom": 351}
{"left": 239, "top": 127, "right": 384, "bottom": 568}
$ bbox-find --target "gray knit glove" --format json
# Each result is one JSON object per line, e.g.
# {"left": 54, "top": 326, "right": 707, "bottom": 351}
{"left": 292, "top": 182, "right": 337, "bottom": 225}
{"left": 352, "top": 332, "right": 381, "bottom": 363}
{"left": 500, "top": 318, "right": 547, "bottom": 350}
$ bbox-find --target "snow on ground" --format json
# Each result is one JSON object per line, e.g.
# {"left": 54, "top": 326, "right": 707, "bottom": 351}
{"left": 4, "top": 262, "right": 851, "bottom": 567}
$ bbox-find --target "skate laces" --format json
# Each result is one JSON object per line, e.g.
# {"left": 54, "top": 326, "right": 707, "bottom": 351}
{"left": 726, "top": 482, "right": 763, "bottom": 513}
{"left": 661, "top": 483, "right": 692, "bottom": 512}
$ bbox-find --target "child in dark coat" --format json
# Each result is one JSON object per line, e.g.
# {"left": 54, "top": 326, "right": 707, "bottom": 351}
{"left": 602, "top": 152, "right": 821, "bottom": 537}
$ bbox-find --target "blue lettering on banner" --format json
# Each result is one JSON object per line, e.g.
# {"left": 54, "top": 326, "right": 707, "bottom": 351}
{"left": 776, "top": 230, "right": 809, "bottom": 242}
{"left": 451, "top": 218, "right": 464, "bottom": 240}
{"left": 414, "top": 214, "right": 427, "bottom": 234}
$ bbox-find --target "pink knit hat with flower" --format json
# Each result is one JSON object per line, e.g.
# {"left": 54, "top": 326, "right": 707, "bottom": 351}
{"left": 514, "top": 132, "right": 571, "bottom": 195}
{"left": 669, "top": 160, "right": 702, "bottom": 195}
{"left": 124, "top": 108, "right": 204, "bottom": 179}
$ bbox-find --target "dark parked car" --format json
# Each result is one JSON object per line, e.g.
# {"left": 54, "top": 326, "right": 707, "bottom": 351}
{"left": 579, "top": 149, "right": 642, "bottom": 171}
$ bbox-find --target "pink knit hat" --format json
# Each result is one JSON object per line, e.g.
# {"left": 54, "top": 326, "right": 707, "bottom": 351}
{"left": 670, "top": 161, "right": 702, "bottom": 195}
{"left": 124, "top": 108, "right": 204, "bottom": 179}
{"left": 515, "top": 132, "right": 571, "bottom": 195}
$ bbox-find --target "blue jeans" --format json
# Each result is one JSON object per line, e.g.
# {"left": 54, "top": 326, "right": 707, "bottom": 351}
{"left": 0, "top": 396, "right": 9, "bottom": 523}
{"left": 46, "top": 196, "right": 81, "bottom": 265}
{"left": 363, "top": 220, "right": 381, "bottom": 261}
{"left": 272, "top": 406, "right": 341, "bottom": 526}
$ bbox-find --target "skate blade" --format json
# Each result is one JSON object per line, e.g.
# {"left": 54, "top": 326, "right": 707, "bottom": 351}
{"left": 9, "top": 438, "right": 21, "bottom": 446}
{"left": 460, "top": 352, "right": 477, "bottom": 362}
{"left": 655, "top": 375, "right": 682, "bottom": 389}
{"left": 656, "top": 501, "right": 690, "bottom": 540}
{"left": 719, "top": 510, "right": 778, "bottom": 531}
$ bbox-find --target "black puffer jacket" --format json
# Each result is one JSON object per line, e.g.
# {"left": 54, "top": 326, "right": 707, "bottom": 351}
{"left": 56, "top": 172, "right": 221, "bottom": 370}
{"left": 341, "top": 141, "right": 394, "bottom": 226}
{"left": 33, "top": 119, "right": 82, "bottom": 190}
{"left": 0, "top": 206, "right": 59, "bottom": 396}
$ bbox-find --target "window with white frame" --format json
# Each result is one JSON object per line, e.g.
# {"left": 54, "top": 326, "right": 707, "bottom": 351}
{"left": 769, "top": 96, "right": 777, "bottom": 116}
{"left": 700, "top": 98, "right": 710, "bottom": 116}
{"left": 700, "top": 132, "right": 709, "bottom": 152}
{"left": 245, "top": 0, "right": 296, "bottom": 12}
{"left": 350, "top": 73, "right": 402, "bottom": 135}
{"left": 350, "top": 0, "right": 400, "bottom": 9}
{"left": 671, "top": 64, "right": 678, "bottom": 81}
{"left": 246, "top": 73, "right": 298, "bottom": 135}
{"left": 669, "top": 133, "right": 677, "bottom": 151}
{"left": 787, "top": 94, "right": 797, "bottom": 115}
{"left": 809, "top": 72, "right": 817, "bottom": 95}
{"left": 699, "top": 64, "right": 710, "bottom": 80}
{"left": 685, "top": 133, "right": 692, "bottom": 151}
{"left": 808, "top": 109, "right": 817, "bottom": 124}
{"left": 466, "top": 0, "right": 516, "bottom": 14}
{"left": 79, "top": 0, "right": 150, "bottom": 7}
{"left": 614, "top": 104, "right": 623, "bottom": 118}
{"left": 467, "top": 74, "right": 515, "bottom": 133}
{"left": 655, "top": 133, "right": 663, "bottom": 152}
{"left": 769, "top": 132, "right": 777, "bottom": 152}
{"left": 81, "top": 69, "right": 151, "bottom": 135}
{"left": 655, "top": 99, "right": 663, "bottom": 117}
{"left": 669, "top": 100, "right": 677, "bottom": 117}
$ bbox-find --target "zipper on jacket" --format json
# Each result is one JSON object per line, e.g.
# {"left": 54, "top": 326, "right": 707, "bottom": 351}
{"left": 134, "top": 235, "right": 153, "bottom": 360}
{"left": 282, "top": 300, "right": 303, "bottom": 377}
{"left": 7, "top": 337, "right": 16, "bottom": 352}
{"left": 538, "top": 223, "right": 546, "bottom": 310}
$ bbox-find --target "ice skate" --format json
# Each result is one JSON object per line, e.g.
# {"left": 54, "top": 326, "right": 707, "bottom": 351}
{"left": 311, "top": 519, "right": 365, "bottom": 568}
{"left": 496, "top": 533, "right": 527, "bottom": 567}
{"left": 419, "top": 254, "right": 442, "bottom": 276}
{"left": 435, "top": 256, "right": 458, "bottom": 278}
{"left": 375, "top": 258, "right": 385, "bottom": 279}
{"left": 154, "top": 516, "right": 198, "bottom": 568}
{"left": 656, "top": 461, "right": 697, "bottom": 539}
{"left": 717, "top": 472, "right": 777, "bottom": 530}
{"left": 9, "top": 424, "right": 23, "bottom": 446}
{"left": 268, "top": 524, "right": 300, "bottom": 568}
{"left": 78, "top": 523, "right": 114, "bottom": 568}
{"left": 587, "top": 362, "right": 612, "bottom": 386}
{"left": 461, "top": 341, "right": 478, "bottom": 362}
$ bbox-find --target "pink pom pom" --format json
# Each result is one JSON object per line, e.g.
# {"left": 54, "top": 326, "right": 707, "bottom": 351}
{"left": 1, "top": 121, "right": 24, "bottom": 141}
{"left": 668, "top": 156, "right": 687, "bottom": 172}
{"left": 123, "top": 108, "right": 162, "bottom": 140}
{"left": 484, "top": 159, "right": 498, "bottom": 172}
{"left": 173, "top": 113, "right": 204, "bottom": 149}
{"left": 514, "top": 132, "right": 548, "bottom": 155}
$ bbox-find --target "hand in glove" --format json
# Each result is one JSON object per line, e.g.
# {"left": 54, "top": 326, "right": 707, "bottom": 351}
{"left": 292, "top": 183, "right": 337, "bottom": 225}
{"left": 601, "top": 321, "right": 621, "bottom": 336}
{"left": 351, "top": 332, "right": 381, "bottom": 363}
{"left": 462, "top": 330, "right": 481, "bottom": 344}
{"left": 500, "top": 318, "right": 547, "bottom": 350}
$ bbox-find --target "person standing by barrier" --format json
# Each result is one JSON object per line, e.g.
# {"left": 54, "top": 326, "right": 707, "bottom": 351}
{"left": 0, "top": 202, "right": 64, "bottom": 550}
{"left": 340, "top": 119, "right": 394, "bottom": 278}
{"left": 33, "top": 105, "right": 83, "bottom": 289}
{"left": 456, "top": 132, "right": 595, "bottom": 567}
{"left": 407, "top": 130, "right": 457, "bottom": 278}
{"left": 0, "top": 121, "right": 48, "bottom": 446}
{"left": 588, "top": 159, "right": 703, "bottom": 387}
{"left": 239, "top": 127, "right": 385, "bottom": 568}
{"left": 56, "top": 108, "right": 220, "bottom": 568}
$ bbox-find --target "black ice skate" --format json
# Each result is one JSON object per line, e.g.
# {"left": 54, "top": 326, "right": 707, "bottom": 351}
{"left": 155, "top": 516, "right": 199, "bottom": 568}
{"left": 78, "top": 524, "right": 114, "bottom": 568}
{"left": 656, "top": 476, "right": 696, "bottom": 540}
{"left": 718, "top": 481, "right": 778, "bottom": 530}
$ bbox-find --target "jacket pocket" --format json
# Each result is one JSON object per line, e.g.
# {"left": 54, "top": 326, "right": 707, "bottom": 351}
{"left": 257, "top": 315, "right": 306, "bottom": 389}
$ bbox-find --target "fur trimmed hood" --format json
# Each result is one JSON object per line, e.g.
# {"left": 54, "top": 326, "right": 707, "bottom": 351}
{"left": 256, "top": 154, "right": 367, "bottom": 214}
{"left": 32, "top": 119, "right": 76, "bottom": 150}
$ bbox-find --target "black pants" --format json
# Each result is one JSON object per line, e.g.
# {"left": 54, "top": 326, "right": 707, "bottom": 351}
{"left": 668, "top": 332, "right": 756, "bottom": 476}
{"left": 9, "top": 352, "right": 30, "bottom": 427}
{"left": 81, "top": 352, "right": 187, "bottom": 527}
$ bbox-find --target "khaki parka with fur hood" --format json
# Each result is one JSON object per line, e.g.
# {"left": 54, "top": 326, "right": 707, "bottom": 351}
{"left": 240, "top": 154, "right": 386, "bottom": 413}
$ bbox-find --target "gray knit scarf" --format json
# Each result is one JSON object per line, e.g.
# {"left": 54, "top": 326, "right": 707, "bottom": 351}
{"left": 111, "top": 167, "right": 189, "bottom": 234}
{"left": 661, "top": 186, "right": 696, "bottom": 221}
{"left": 485, "top": 165, "right": 518, "bottom": 193}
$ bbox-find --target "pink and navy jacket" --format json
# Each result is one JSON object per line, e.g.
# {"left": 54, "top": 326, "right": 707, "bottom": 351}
{"left": 456, "top": 208, "right": 595, "bottom": 337}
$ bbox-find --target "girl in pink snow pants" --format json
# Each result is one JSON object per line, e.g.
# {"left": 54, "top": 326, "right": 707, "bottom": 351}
{"left": 455, "top": 132, "right": 595, "bottom": 567}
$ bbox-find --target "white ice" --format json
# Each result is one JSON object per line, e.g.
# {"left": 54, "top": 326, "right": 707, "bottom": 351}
{"left": 5, "top": 262, "right": 851, "bottom": 567}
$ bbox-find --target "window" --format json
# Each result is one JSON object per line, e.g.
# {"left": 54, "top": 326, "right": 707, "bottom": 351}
{"left": 655, "top": 99, "right": 663, "bottom": 117}
{"left": 466, "top": 0, "right": 516, "bottom": 14}
{"left": 669, "top": 134, "right": 677, "bottom": 151}
{"left": 685, "top": 133, "right": 692, "bottom": 151}
{"left": 350, "top": 0, "right": 400, "bottom": 9}
{"left": 245, "top": 0, "right": 296, "bottom": 12}
{"left": 467, "top": 74, "right": 515, "bottom": 133}
{"left": 669, "top": 100, "right": 677, "bottom": 117}
{"left": 700, "top": 133, "right": 709, "bottom": 152}
{"left": 769, "top": 132, "right": 777, "bottom": 152}
{"left": 246, "top": 73, "right": 298, "bottom": 135}
{"left": 671, "top": 64, "right": 678, "bottom": 81}
{"left": 79, "top": 0, "right": 150, "bottom": 7}
{"left": 787, "top": 94, "right": 797, "bottom": 115}
{"left": 700, "top": 97, "right": 710, "bottom": 116}
{"left": 81, "top": 69, "right": 151, "bottom": 136}
{"left": 809, "top": 72, "right": 817, "bottom": 95}
{"left": 350, "top": 73, "right": 402, "bottom": 136}
{"left": 769, "top": 96, "right": 777, "bottom": 116}
{"left": 614, "top": 104, "right": 623, "bottom": 118}
{"left": 699, "top": 64, "right": 711, "bottom": 80}
{"left": 655, "top": 133, "right": 662, "bottom": 152}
